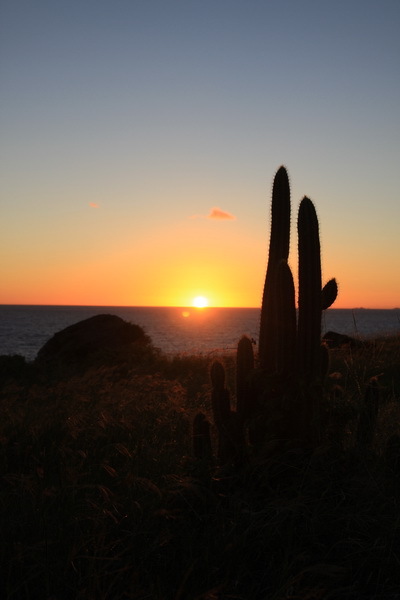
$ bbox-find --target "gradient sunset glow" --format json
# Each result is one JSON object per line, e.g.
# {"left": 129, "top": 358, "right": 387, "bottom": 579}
{"left": 1, "top": 1, "right": 399, "bottom": 309}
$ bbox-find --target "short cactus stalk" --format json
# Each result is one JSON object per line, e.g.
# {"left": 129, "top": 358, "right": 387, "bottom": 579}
{"left": 236, "top": 335, "right": 255, "bottom": 421}
{"left": 210, "top": 361, "right": 231, "bottom": 430}
{"left": 210, "top": 360, "right": 245, "bottom": 466}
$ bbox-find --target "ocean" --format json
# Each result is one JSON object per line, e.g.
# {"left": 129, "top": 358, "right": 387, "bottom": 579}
{"left": 0, "top": 305, "right": 399, "bottom": 362}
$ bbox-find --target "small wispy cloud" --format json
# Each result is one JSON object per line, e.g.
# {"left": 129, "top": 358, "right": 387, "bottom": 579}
{"left": 190, "top": 206, "right": 236, "bottom": 220}
{"left": 207, "top": 207, "right": 236, "bottom": 220}
{"left": 89, "top": 202, "right": 99, "bottom": 208}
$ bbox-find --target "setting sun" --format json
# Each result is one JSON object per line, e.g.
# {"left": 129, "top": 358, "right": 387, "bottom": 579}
{"left": 192, "top": 296, "right": 209, "bottom": 308}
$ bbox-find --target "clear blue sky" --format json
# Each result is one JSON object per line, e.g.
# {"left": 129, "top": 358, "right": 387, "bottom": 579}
{"left": 1, "top": 0, "right": 399, "bottom": 307}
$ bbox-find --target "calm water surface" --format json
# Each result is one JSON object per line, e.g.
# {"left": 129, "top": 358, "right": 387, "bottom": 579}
{"left": 0, "top": 305, "right": 399, "bottom": 361}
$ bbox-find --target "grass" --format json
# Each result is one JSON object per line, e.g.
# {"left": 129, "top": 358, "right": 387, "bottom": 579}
{"left": 1, "top": 334, "right": 400, "bottom": 599}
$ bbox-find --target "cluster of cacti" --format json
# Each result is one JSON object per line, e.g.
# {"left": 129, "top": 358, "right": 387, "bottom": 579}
{"left": 193, "top": 166, "right": 339, "bottom": 465}
{"left": 259, "top": 167, "right": 338, "bottom": 381}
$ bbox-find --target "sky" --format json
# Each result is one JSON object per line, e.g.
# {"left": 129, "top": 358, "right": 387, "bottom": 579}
{"left": 1, "top": 0, "right": 399, "bottom": 308}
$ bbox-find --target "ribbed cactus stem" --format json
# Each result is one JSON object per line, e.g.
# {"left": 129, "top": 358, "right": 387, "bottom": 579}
{"left": 259, "top": 166, "right": 291, "bottom": 370}
{"left": 236, "top": 335, "right": 255, "bottom": 420}
{"left": 297, "top": 196, "right": 322, "bottom": 383}
{"left": 275, "top": 259, "right": 297, "bottom": 376}
{"left": 265, "top": 166, "right": 291, "bottom": 268}
{"left": 210, "top": 361, "right": 230, "bottom": 429}
{"left": 211, "top": 360, "right": 225, "bottom": 391}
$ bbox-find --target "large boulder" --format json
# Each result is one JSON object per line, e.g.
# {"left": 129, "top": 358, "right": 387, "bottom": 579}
{"left": 35, "top": 314, "right": 153, "bottom": 375}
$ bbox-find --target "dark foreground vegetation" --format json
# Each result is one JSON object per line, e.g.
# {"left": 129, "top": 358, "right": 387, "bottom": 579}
{"left": 2, "top": 166, "right": 399, "bottom": 599}
{"left": 1, "top": 333, "right": 400, "bottom": 600}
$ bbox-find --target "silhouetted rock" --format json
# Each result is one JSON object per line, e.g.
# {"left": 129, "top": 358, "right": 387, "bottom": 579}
{"left": 322, "top": 330, "right": 362, "bottom": 349}
{"left": 35, "top": 314, "right": 153, "bottom": 376}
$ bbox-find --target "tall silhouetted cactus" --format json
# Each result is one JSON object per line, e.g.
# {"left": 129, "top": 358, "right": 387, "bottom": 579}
{"left": 259, "top": 166, "right": 291, "bottom": 372}
{"left": 256, "top": 169, "right": 337, "bottom": 445}
{"left": 297, "top": 196, "right": 322, "bottom": 383}
{"left": 260, "top": 167, "right": 337, "bottom": 434}
{"left": 258, "top": 169, "right": 337, "bottom": 382}
{"left": 193, "top": 165, "right": 339, "bottom": 466}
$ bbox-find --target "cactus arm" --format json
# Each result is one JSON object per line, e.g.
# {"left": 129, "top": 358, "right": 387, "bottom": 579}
{"left": 321, "top": 278, "right": 338, "bottom": 310}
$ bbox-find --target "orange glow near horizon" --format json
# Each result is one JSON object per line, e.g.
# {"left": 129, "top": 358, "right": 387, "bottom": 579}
{"left": 1, "top": 259, "right": 399, "bottom": 309}
{"left": 1, "top": 249, "right": 399, "bottom": 309}
{"left": 1, "top": 207, "right": 399, "bottom": 310}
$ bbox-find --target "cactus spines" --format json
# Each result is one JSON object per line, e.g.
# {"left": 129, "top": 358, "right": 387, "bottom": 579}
{"left": 297, "top": 196, "right": 322, "bottom": 384}
{"left": 321, "top": 278, "right": 338, "bottom": 310}
{"left": 266, "top": 165, "right": 291, "bottom": 267}
{"left": 236, "top": 335, "right": 255, "bottom": 421}
{"left": 259, "top": 165, "right": 291, "bottom": 371}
